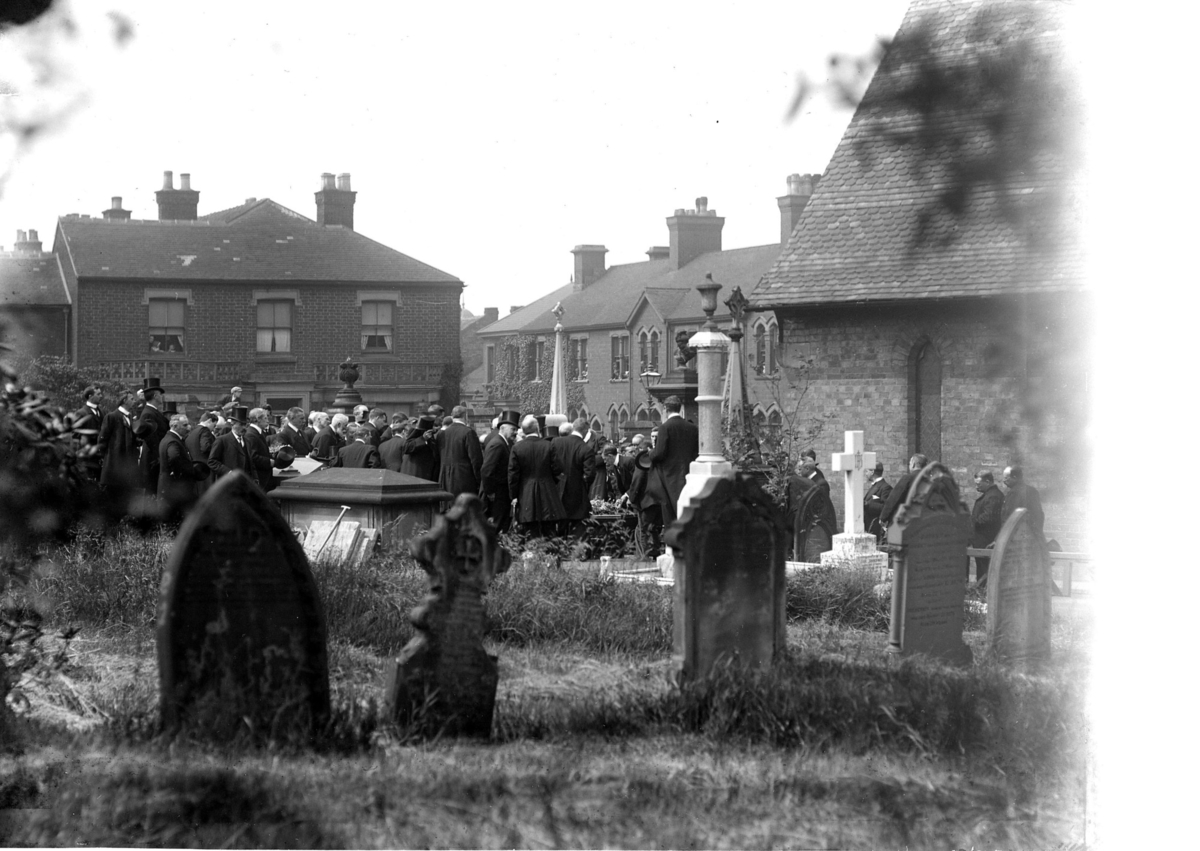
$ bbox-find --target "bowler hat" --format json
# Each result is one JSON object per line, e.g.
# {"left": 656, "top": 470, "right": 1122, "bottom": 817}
{"left": 497, "top": 409, "right": 521, "bottom": 428}
{"left": 227, "top": 406, "right": 250, "bottom": 424}
{"left": 142, "top": 376, "right": 165, "bottom": 393}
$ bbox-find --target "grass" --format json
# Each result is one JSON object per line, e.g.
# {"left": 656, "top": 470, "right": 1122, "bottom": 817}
{"left": 0, "top": 526, "right": 1090, "bottom": 848}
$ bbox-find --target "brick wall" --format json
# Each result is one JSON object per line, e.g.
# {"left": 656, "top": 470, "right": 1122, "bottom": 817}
{"left": 773, "top": 295, "right": 1089, "bottom": 551}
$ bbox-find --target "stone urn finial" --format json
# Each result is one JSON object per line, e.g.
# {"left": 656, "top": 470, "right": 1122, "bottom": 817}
{"left": 338, "top": 357, "right": 360, "bottom": 389}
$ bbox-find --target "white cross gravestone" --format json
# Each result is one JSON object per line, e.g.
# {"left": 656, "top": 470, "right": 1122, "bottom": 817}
{"left": 818, "top": 430, "right": 889, "bottom": 577}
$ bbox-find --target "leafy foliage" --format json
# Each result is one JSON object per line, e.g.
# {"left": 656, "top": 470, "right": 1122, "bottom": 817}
{"left": 485, "top": 334, "right": 587, "bottom": 415}
{"left": 7, "top": 354, "right": 132, "bottom": 413}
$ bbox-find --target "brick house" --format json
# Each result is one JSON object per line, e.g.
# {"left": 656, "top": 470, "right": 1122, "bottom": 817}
{"left": 0, "top": 229, "right": 71, "bottom": 363}
{"left": 53, "top": 171, "right": 463, "bottom": 414}
{"left": 472, "top": 183, "right": 818, "bottom": 438}
{"left": 749, "top": 0, "right": 1087, "bottom": 548}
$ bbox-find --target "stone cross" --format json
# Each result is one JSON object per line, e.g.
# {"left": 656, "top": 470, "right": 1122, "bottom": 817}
{"left": 831, "top": 430, "right": 876, "bottom": 535}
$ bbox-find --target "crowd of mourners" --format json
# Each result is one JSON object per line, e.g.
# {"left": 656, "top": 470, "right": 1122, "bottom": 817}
{"left": 72, "top": 379, "right": 1046, "bottom": 574}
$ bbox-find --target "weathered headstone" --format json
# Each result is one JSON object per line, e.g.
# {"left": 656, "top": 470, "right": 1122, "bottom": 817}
{"left": 158, "top": 471, "right": 330, "bottom": 736}
{"left": 302, "top": 519, "right": 362, "bottom": 564}
{"left": 385, "top": 494, "right": 510, "bottom": 736}
{"left": 986, "top": 507, "right": 1052, "bottom": 664}
{"left": 886, "top": 464, "right": 973, "bottom": 666}
{"left": 821, "top": 430, "right": 889, "bottom": 577}
{"left": 665, "top": 472, "right": 786, "bottom": 682}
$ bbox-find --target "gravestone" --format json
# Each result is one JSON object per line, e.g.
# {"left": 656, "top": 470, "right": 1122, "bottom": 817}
{"left": 821, "top": 430, "right": 889, "bottom": 577}
{"left": 302, "top": 519, "right": 363, "bottom": 564}
{"left": 664, "top": 472, "right": 786, "bottom": 682}
{"left": 885, "top": 464, "right": 973, "bottom": 666}
{"left": 986, "top": 507, "right": 1052, "bottom": 664}
{"left": 384, "top": 494, "right": 511, "bottom": 736}
{"left": 158, "top": 471, "right": 330, "bottom": 736}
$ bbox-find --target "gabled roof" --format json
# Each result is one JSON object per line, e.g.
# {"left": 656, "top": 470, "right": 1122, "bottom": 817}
{"left": 482, "top": 243, "right": 781, "bottom": 337}
{"left": 753, "top": 0, "right": 1082, "bottom": 309}
{"left": 0, "top": 254, "right": 69, "bottom": 306}
{"left": 56, "top": 199, "right": 461, "bottom": 286}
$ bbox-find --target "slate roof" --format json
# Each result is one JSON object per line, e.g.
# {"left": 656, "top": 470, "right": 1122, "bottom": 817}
{"left": 0, "top": 254, "right": 69, "bottom": 306}
{"left": 752, "top": 0, "right": 1082, "bottom": 309}
{"left": 56, "top": 200, "right": 461, "bottom": 285}
{"left": 482, "top": 243, "right": 781, "bottom": 337}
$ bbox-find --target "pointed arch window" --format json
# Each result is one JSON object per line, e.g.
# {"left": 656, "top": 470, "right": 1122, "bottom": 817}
{"left": 908, "top": 338, "right": 943, "bottom": 462}
{"left": 609, "top": 406, "right": 621, "bottom": 439}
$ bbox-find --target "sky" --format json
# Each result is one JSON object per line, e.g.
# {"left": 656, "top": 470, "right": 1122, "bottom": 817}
{"left": 0, "top": 0, "right": 909, "bottom": 317}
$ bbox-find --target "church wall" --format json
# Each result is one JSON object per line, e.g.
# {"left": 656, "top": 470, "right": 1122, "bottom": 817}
{"left": 773, "top": 295, "right": 1088, "bottom": 551}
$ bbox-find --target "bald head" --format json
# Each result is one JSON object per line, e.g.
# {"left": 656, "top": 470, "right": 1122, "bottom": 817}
{"left": 521, "top": 415, "right": 540, "bottom": 435}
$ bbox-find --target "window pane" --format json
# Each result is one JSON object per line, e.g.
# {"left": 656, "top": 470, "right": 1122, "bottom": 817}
{"left": 257, "top": 329, "right": 274, "bottom": 351}
{"left": 258, "top": 302, "right": 273, "bottom": 326}
{"left": 377, "top": 302, "right": 392, "bottom": 324}
{"left": 274, "top": 328, "right": 291, "bottom": 352}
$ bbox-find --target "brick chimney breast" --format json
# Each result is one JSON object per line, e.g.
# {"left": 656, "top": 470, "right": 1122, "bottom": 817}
{"left": 667, "top": 199, "right": 724, "bottom": 270}
{"left": 571, "top": 244, "right": 608, "bottom": 291}
{"left": 156, "top": 169, "right": 199, "bottom": 220}
{"left": 777, "top": 172, "right": 820, "bottom": 245}
{"left": 316, "top": 171, "right": 356, "bottom": 230}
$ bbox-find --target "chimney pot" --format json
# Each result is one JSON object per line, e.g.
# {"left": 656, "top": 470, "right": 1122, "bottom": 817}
{"left": 112, "top": 196, "right": 122, "bottom": 209}
{"left": 162, "top": 171, "right": 173, "bottom": 190}
{"left": 15, "top": 230, "right": 25, "bottom": 243}
{"left": 336, "top": 173, "right": 352, "bottom": 191}
{"left": 696, "top": 197, "right": 708, "bottom": 213}
{"left": 321, "top": 173, "right": 336, "bottom": 190}
{"left": 180, "top": 173, "right": 191, "bottom": 191}
{"left": 28, "top": 229, "right": 37, "bottom": 242}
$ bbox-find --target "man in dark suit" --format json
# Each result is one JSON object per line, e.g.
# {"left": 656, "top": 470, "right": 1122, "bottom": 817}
{"left": 623, "top": 448, "right": 671, "bottom": 557}
{"left": 1001, "top": 465, "right": 1045, "bottom": 541}
{"left": 971, "top": 469, "right": 1005, "bottom": 584}
{"left": 508, "top": 415, "right": 565, "bottom": 538}
{"left": 878, "top": 453, "right": 929, "bottom": 530}
{"left": 365, "top": 408, "right": 388, "bottom": 448}
{"left": 599, "top": 444, "right": 634, "bottom": 501}
{"left": 378, "top": 430, "right": 406, "bottom": 472}
{"left": 784, "top": 465, "right": 816, "bottom": 559}
{"left": 800, "top": 448, "right": 829, "bottom": 487}
{"left": 97, "top": 390, "right": 140, "bottom": 518}
{"left": 71, "top": 386, "right": 104, "bottom": 481}
{"left": 334, "top": 423, "right": 382, "bottom": 468}
{"left": 157, "top": 414, "right": 209, "bottom": 525}
{"left": 380, "top": 412, "right": 408, "bottom": 445}
{"left": 863, "top": 461, "right": 893, "bottom": 542}
{"left": 480, "top": 410, "right": 519, "bottom": 532}
{"left": 243, "top": 407, "right": 280, "bottom": 492}
{"left": 276, "top": 406, "right": 312, "bottom": 457}
{"left": 647, "top": 395, "right": 699, "bottom": 525}
{"left": 207, "top": 406, "right": 254, "bottom": 481}
{"left": 554, "top": 418, "right": 597, "bottom": 536}
{"left": 310, "top": 413, "right": 347, "bottom": 466}
{"left": 436, "top": 405, "right": 483, "bottom": 498}
{"left": 185, "top": 410, "right": 220, "bottom": 496}
{"left": 401, "top": 414, "right": 440, "bottom": 480}
{"left": 133, "top": 377, "right": 170, "bottom": 496}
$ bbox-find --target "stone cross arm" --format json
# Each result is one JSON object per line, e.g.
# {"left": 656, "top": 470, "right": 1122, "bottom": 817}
{"left": 831, "top": 430, "right": 876, "bottom": 536}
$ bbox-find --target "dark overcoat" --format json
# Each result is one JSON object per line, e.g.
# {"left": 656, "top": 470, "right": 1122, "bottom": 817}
{"left": 310, "top": 426, "right": 342, "bottom": 465}
{"left": 970, "top": 483, "right": 1005, "bottom": 547}
{"left": 864, "top": 476, "right": 893, "bottom": 537}
{"left": 553, "top": 435, "right": 596, "bottom": 521}
{"left": 185, "top": 424, "right": 216, "bottom": 492}
{"left": 277, "top": 422, "right": 312, "bottom": 457}
{"left": 480, "top": 430, "right": 512, "bottom": 529}
{"left": 401, "top": 430, "right": 440, "bottom": 481}
{"left": 334, "top": 440, "right": 381, "bottom": 469}
{"left": 71, "top": 402, "right": 104, "bottom": 479}
{"left": 507, "top": 435, "right": 565, "bottom": 523}
{"left": 157, "top": 430, "right": 207, "bottom": 517}
{"left": 133, "top": 404, "right": 170, "bottom": 494}
{"left": 378, "top": 435, "right": 406, "bottom": 472}
{"left": 436, "top": 421, "right": 483, "bottom": 497}
{"left": 647, "top": 415, "right": 699, "bottom": 523}
{"left": 879, "top": 470, "right": 920, "bottom": 528}
{"left": 243, "top": 426, "right": 277, "bottom": 492}
{"left": 97, "top": 408, "right": 139, "bottom": 491}
{"left": 207, "top": 432, "right": 252, "bottom": 480}
{"left": 1002, "top": 482, "right": 1045, "bottom": 541}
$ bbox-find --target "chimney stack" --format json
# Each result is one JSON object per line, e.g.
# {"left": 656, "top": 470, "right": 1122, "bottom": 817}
{"left": 777, "top": 172, "right": 820, "bottom": 245}
{"left": 103, "top": 196, "right": 132, "bottom": 221}
{"left": 315, "top": 171, "right": 356, "bottom": 229}
{"left": 571, "top": 244, "right": 608, "bottom": 292}
{"left": 483, "top": 307, "right": 499, "bottom": 324}
{"left": 666, "top": 197, "right": 724, "bottom": 270}
{"left": 13, "top": 229, "right": 42, "bottom": 254}
{"left": 646, "top": 246, "right": 669, "bottom": 261}
{"left": 156, "top": 169, "right": 200, "bottom": 220}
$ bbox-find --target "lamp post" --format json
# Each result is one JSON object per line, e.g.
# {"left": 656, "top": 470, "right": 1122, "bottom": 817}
{"left": 674, "top": 275, "right": 733, "bottom": 517}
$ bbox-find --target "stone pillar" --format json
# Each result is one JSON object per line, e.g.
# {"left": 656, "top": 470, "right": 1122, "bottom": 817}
{"left": 548, "top": 301, "right": 568, "bottom": 418}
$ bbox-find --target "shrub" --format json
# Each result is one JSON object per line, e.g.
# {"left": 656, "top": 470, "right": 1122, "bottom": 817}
{"left": 786, "top": 566, "right": 891, "bottom": 630}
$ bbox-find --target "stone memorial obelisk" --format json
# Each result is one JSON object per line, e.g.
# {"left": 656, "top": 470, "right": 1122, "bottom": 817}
{"left": 545, "top": 301, "right": 569, "bottom": 434}
{"left": 819, "top": 430, "right": 889, "bottom": 576}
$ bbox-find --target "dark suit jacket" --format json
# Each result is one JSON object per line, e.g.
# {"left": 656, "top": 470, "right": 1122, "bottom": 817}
{"left": 864, "top": 477, "right": 893, "bottom": 535}
{"left": 508, "top": 435, "right": 565, "bottom": 523}
{"left": 334, "top": 440, "right": 381, "bottom": 469}
{"left": 785, "top": 473, "right": 816, "bottom": 534}
{"left": 185, "top": 424, "right": 217, "bottom": 489}
{"left": 879, "top": 470, "right": 920, "bottom": 528}
{"left": 157, "top": 431, "right": 207, "bottom": 514}
{"left": 243, "top": 426, "right": 276, "bottom": 492}
{"left": 437, "top": 421, "right": 483, "bottom": 496}
{"left": 365, "top": 423, "right": 385, "bottom": 448}
{"left": 553, "top": 435, "right": 596, "bottom": 521}
{"left": 648, "top": 415, "right": 699, "bottom": 523}
{"left": 378, "top": 436, "right": 406, "bottom": 472}
{"left": 971, "top": 483, "right": 1005, "bottom": 547}
{"left": 71, "top": 402, "right": 104, "bottom": 478}
{"left": 1002, "top": 482, "right": 1045, "bottom": 541}
{"left": 310, "top": 426, "right": 343, "bottom": 464}
{"left": 276, "top": 423, "right": 312, "bottom": 457}
{"left": 133, "top": 404, "right": 170, "bottom": 493}
{"left": 480, "top": 431, "right": 512, "bottom": 501}
{"left": 207, "top": 432, "right": 252, "bottom": 480}
{"left": 401, "top": 429, "right": 440, "bottom": 481}
{"left": 97, "top": 408, "right": 139, "bottom": 490}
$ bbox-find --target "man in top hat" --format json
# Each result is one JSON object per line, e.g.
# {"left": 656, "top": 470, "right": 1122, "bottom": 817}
{"left": 401, "top": 414, "right": 440, "bottom": 480}
{"left": 207, "top": 405, "right": 254, "bottom": 480}
{"left": 244, "top": 408, "right": 279, "bottom": 492}
{"left": 480, "top": 410, "right": 520, "bottom": 532}
{"left": 437, "top": 405, "right": 483, "bottom": 498}
{"left": 334, "top": 423, "right": 382, "bottom": 468}
{"left": 72, "top": 386, "right": 105, "bottom": 481}
{"left": 133, "top": 377, "right": 170, "bottom": 496}
{"left": 508, "top": 414, "right": 565, "bottom": 538}
{"left": 276, "top": 407, "right": 312, "bottom": 458}
{"left": 646, "top": 395, "right": 699, "bottom": 526}
{"left": 158, "top": 413, "right": 209, "bottom": 525}
{"left": 186, "top": 411, "right": 220, "bottom": 495}
{"left": 553, "top": 418, "right": 597, "bottom": 537}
